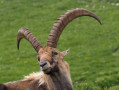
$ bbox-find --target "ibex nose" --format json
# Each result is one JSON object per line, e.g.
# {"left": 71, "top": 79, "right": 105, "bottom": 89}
{"left": 40, "top": 62, "right": 47, "bottom": 68}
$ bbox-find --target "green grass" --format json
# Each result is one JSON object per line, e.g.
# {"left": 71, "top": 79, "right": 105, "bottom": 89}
{"left": 0, "top": 0, "right": 119, "bottom": 90}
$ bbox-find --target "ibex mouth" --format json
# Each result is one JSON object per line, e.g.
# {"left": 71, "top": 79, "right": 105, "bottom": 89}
{"left": 40, "top": 61, "right": 51, "bottom": 73}
{"left": 42, "top": 67, "right": 51, "bottom": 74}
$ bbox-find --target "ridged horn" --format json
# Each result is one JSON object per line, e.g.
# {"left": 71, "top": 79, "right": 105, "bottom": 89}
{"left": 17, "top": 27, "right": 43, "bottom": 52}
{"left": 47, "top": 8, "right": 102, "bottom": 48}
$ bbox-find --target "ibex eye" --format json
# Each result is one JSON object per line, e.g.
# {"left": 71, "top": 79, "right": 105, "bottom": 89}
{"left": 37, "top": 56, "right": 40, "bottom": 61}
{"left": 38, "top": 57, "right": 40, "bottom": 61}
{"left": 53, "top": 52, "right": 58, "bottom": 56}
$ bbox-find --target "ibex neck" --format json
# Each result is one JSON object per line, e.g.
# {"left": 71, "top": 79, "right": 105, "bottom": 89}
{"left": 44, "top": 71, "right": 73, "bottom": 90}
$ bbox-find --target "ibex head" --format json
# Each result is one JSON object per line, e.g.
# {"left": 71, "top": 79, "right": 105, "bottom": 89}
{"left": 37, "top": 46, "right": 70, "bottom": 74}
{"left": 17, "top": 8, "right": 101, "bottom": 74}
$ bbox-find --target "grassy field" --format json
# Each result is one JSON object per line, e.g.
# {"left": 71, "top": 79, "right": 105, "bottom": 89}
{"left": 0, "top": 0, "right": 119, "bottom": 90}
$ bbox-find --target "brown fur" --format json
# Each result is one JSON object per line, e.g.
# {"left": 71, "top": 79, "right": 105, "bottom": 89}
{"left": 38, "top": 47, "right": 52, "bottom": 62}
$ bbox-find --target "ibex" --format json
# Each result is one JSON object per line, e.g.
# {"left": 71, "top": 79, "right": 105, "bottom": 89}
{"left": 0, "top": 8, "right": 101, "bottom": 90}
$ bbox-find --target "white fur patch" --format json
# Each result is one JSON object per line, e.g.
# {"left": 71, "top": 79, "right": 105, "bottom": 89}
{"left": 24, "top": 72, "right": 45, "bottom": 86}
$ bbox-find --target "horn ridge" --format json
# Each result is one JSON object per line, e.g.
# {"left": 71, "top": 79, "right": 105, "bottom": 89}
{"left": 17, "top": 27, "right": 43, "bottom": 52}
{"left": 47, "top": 8, "right": 102, "bottom": 48}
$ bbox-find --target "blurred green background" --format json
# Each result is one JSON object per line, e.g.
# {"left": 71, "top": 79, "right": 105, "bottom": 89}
{"left": 0, "top": 0, "right": 119, "bottom": 90}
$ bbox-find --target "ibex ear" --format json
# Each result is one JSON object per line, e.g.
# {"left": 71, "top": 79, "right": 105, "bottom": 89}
{"left": 61, "top": 49, "right": 70, "bottom": 57}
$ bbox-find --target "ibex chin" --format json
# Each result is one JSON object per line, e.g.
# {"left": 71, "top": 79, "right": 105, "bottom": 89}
{"left": 0, "top": 8, "right": 101, "bottom": 90}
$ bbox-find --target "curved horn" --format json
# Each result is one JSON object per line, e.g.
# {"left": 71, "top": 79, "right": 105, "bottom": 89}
{"left": 47, "top": 8, "right": 102, "bottom": 48}
{"left": 17, "top": 27, "right": 43, "bottom": 52}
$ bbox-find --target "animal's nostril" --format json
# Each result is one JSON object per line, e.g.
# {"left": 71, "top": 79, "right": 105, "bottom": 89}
{"left": 40, "top": 62, "right": 47, "bottom": 67}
